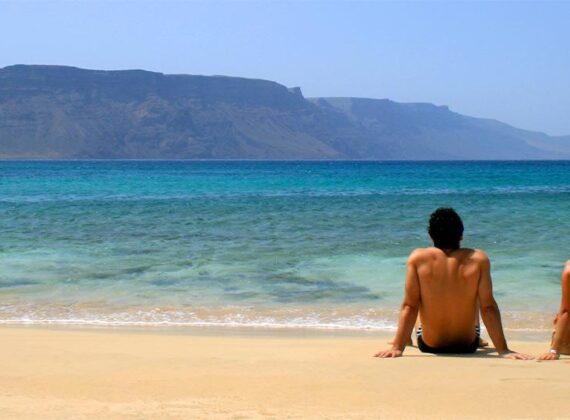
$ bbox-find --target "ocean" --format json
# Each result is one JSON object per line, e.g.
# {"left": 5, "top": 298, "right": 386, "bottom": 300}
{"left": 0, "top": 161, "right": 569, "bottom": 336}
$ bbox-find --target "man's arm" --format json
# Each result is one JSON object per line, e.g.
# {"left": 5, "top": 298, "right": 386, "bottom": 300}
{"left": 374, "top": 252, "right": 421, "bottom": 358}
{"left": 538, "top": 261, "right": 570, "bottom": 361}
{"left": 477, "top": 251, "right": 532, "bottom": 360}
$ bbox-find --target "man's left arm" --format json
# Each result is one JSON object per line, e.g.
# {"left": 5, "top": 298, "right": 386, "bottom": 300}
{"left": 539, "top": 261, "right": 570, "bottom": 360}
{"left": 374, "top": 253, "right": 421, "bottom": 358}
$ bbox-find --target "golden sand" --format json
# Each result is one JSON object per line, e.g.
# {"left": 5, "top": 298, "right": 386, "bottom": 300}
{"left": 0, "top": 327, "right": 568, "bottom": 419}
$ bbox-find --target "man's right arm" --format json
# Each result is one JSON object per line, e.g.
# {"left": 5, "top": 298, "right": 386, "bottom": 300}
{"left": 477, "top": 251, "right": 532, "bottom": 360}
{"left": 374, "top": 251, "right": 421, "bottom": 358}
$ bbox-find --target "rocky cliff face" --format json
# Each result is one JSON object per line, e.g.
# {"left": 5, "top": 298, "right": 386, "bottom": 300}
{"left": 1, "top": 65, "right": 569, "bottom": 160}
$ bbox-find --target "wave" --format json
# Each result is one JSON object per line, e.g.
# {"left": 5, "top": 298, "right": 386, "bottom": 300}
{"left": 0, "top": 305, "right": 553, "bottom": 335}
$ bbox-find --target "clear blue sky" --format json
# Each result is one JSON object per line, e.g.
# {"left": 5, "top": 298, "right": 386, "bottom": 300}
{"left": 1, "top": 0, "right": 569, "bottom": 135}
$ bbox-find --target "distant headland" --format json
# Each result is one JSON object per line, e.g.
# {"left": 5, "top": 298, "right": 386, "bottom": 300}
{"left": 1, "top": 64, "right": 569, "bottom": 160}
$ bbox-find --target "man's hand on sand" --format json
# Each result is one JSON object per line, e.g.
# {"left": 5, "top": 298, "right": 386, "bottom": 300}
{"left": 498, "top": 350, "right": 533, "bottom": 360}
{"left": 537, "top": 352, "right": 560, "bottom": 361}
{"left": 373, "top": 348, "right": 403, "bottom": 358}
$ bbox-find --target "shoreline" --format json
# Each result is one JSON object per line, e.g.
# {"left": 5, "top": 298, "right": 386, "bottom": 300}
{"left": 0, "top": 302, "right": 557, "bottom": 342}
{"left": 1, "top": 326, "right": 568, "bottom": 419}
{"left": 0, "top": 322, "right": 388, "bottom": 339}
{"left": 0, "top": 321, "right": 554, "bottom": 342}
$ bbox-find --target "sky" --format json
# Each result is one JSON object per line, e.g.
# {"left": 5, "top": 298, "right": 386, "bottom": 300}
{"left": 1, "top": 0, "right": 569, "bottom": 136}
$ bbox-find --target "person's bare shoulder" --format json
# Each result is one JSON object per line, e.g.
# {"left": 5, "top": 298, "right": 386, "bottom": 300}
{"left": 563, "top": 260, "right": 570, "bottom": 275}
{"left": 456, "top": 249, "right": 490, "bottom": 272}
{"left": 562, "top": 260, "right": 570, "bottom": 285}
{"left": 407, "top": 247, "right": 434, "bottom": 264}
{"left": 470, "top": 249, "right": 490, "bottom": 264}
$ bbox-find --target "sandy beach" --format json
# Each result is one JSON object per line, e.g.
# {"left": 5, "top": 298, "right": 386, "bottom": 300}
{"left": 0, "top": 327, "right": 568, "bottom": 419}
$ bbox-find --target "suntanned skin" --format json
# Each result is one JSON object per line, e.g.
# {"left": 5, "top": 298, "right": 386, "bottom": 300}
{"left": 391, "top": 311, "right": 489, "bottom": 348}
{"left": 538, "top": 260, "right": 570, "bottom": 360}
{"left": 374, "top": 245, "right": 532, "bottom": 359}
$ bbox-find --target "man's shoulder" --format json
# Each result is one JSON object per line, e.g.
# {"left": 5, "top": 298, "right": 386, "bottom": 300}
{"left": 408, "top": 247, "right": 490, "bottom": 262}
{"left": 408, "top": 247, "right": 439, "bottom": 262}
{"left": 562, "top": 260, "right": 570, "bottom": 279}
{"left": 468, "top": 248, "right": 489, "bottom": 259}
{"left": 451, "top": 247, "right": 489, "bottom": 259}
{"left": 464, "top": 248, "right": 490, "bottom": 265}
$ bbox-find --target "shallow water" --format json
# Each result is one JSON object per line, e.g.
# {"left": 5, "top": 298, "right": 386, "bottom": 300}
{"left": 0, "top": 161, "right": 569, "bottom": 335}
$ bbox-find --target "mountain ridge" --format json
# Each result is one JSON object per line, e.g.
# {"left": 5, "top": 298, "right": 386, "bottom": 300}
{"left": 1, "top": 64, "right": 569, "bottom": 160}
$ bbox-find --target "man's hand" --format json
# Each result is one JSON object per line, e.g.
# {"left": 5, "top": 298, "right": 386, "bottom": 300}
{"left": 373, "top": 348, "right": 403, "bottom": 358}
{"left": 498, "top": 350, "right": 534, "bottom": 360}
{"left": 537, "top": 351, "right": 560, "bottom": 361}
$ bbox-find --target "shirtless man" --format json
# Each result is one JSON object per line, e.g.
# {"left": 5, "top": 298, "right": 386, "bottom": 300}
{"left": 375, "top": 208, "right": 531, "bottom": 359}
{"left": 538, "top": 260, "right": 570, "bottom": 360}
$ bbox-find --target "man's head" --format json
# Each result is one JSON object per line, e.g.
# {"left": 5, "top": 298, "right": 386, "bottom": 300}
{"left": 428, "top": 208, "right": 464, "bottom": 250}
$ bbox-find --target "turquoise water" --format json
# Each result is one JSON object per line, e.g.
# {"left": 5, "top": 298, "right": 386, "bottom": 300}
{"left": 0, "top": 161, "right": 569, "bottom": 333}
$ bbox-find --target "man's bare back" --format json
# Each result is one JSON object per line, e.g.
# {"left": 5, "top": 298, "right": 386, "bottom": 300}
{"left": 374, "top": 208, "right": 531, "bottom": 359}
{"left": 411, "top": 247, "right": 482, "bottom": 349}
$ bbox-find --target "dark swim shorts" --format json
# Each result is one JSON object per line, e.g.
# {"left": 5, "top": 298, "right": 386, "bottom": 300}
{"left": 416, "top": 326, "right": 480, "bottom": 354}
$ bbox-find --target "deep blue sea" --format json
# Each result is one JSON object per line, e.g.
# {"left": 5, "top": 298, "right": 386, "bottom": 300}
{"left": 0, "top": 161, "right": 569, "bottom": 334}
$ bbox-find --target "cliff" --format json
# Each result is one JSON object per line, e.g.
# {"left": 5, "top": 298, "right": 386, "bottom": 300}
{"left": 1, "top": 65, "right": 569, "bottom": 159}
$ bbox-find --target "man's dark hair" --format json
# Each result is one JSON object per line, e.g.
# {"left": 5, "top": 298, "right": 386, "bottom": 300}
{"left": 428, "top": 208, "right": 464, "bottom": 250}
